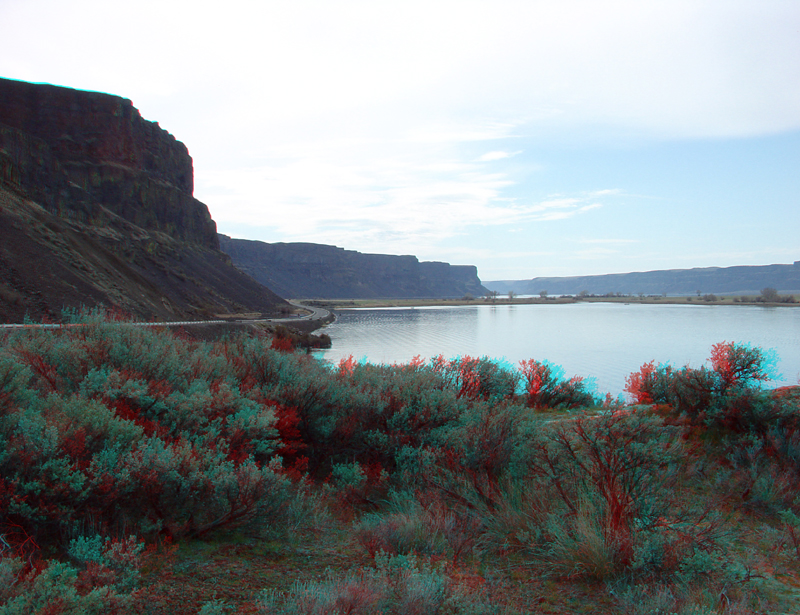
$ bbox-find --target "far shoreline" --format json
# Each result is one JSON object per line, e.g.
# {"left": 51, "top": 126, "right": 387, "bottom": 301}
{"left": 304, "top": 294, "right": 800, "bottom": 310}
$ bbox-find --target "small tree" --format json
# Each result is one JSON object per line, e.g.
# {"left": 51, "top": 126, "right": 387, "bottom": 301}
{"left": 519, "top": 359, "right": 596, "bottom": 409}
{"left": 539, "top": 290, "right": 548, "bottom": 299}
{"left": 708, "top": 340, "right": 773, "bottom": 392}
{"left": 761, "top": 287, "right": 779, "bottom": 303}
{"left": 625, "top": 342, "right": 777, "bottom": 431}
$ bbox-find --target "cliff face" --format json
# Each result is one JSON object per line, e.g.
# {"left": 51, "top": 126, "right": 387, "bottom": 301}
{"left": 219, "top": 236, "right": 488, "bottom": 299}
{"left": 0, "top": 78, "right": 288, "bottom": 322}
{"left": 0, "top": 77, "right": 217, "bottom": 248}
{"left": 485, "top": 262, "right": 800, "bottom": 296}
{"left": 418, "top": 261, "right": 488, "bottom": 299}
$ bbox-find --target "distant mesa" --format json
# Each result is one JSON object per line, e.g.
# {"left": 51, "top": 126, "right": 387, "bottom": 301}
{"left": 485, "top": 263, "right": 800, "bottom": 297}
{"left": 219, "top": 236, "right": 489, "bottom": 300}
{"left": 0, "top": 77, "right": 287, "bottom": 322}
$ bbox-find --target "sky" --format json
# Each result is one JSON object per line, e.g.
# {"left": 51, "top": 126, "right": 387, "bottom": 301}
{"left": 1, "top": 0, "right": 798, "bottom": 281}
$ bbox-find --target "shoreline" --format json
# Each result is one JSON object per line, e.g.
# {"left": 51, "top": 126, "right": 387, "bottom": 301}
{"left": 305, "top": 295, "right": 800, "bottom": 310}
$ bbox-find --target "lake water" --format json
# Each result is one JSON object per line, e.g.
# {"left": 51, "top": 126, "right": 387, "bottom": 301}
{"left": 318, "top": 303, "right": 800, "bottom": 398}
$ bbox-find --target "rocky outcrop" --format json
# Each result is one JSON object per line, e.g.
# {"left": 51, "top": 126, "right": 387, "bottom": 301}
{"left": 0, "top": 78, "right": 289, "bottom": 322}
{"left": 219, "top": 236, "right": 488, "bottom": 299}
{"left": 0, "top": 77, "right": 217, "bottom": 248}
{"left": 419, "top": 261, "right": 487, "bottom": 299}
{"left": 485, "top": 262, "right": 800, "bottom": 296}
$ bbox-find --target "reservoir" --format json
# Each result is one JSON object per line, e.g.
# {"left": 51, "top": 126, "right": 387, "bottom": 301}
{"left": 318, "top": 302, "right": 800, "bottom": 399}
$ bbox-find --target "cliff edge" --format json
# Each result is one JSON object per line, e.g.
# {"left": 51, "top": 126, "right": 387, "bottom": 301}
{"left": 0, "top": 77, "right": 217, "bottom": 248}
{"left": 0, "top": 78, "right": 287, "bottom": 322}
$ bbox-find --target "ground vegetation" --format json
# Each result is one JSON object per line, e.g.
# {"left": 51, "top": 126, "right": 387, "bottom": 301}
{"left": 1, "top": 310, "right": 799, "bottom": 613}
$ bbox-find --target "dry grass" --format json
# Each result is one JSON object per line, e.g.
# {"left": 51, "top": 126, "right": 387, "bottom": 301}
{"left": 130, "top": 522, "right": 627, "bottom": 614}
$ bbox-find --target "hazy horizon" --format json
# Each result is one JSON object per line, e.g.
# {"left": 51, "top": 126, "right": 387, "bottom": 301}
{"left": 2, "top": 1, "right": 798, "bottom": 280}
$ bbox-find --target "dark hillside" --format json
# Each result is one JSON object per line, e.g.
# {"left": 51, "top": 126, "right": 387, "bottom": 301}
{"left": 0, "top": 185, "right": 286, "bottom": 322}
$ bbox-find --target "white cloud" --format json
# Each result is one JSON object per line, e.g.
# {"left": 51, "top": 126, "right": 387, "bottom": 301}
{"left": 205, "top": 131, "right": 615, "bottom": 255}
{"left": 477, "top": 150, "right": 523, "bottom": 162}
{"left": 514, "top": 193, "right": 610, "bottom": 222}
{"left": 576, "top": 247, "right": 622, "bottom": 258}
{"left": 579, "top": 238, "right": 641, "bottom": 245}
{"left": 403, "top": 123, "right": 519, "bottom": 144}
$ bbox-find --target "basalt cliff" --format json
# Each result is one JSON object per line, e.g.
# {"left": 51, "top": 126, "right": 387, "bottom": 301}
{"left": 219, "top": 236, "right": 488, "bottom": 299}
{"left": 0, "top": 77, "right": 288, "bottom": 322}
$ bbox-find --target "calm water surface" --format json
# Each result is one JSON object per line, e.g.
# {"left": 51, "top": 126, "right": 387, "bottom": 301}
{"left": 318, "top": 303, "right": 800, "bottom": 397}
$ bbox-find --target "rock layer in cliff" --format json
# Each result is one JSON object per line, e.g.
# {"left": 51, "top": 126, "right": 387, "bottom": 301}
{"left": 0, "top": 77, "right": 217, "bottom": 248}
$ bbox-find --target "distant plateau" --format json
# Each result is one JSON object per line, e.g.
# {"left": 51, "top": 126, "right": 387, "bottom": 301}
{"left": 485, "top": 263, "right": 800, "bottom": 298}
